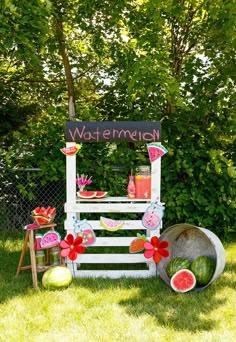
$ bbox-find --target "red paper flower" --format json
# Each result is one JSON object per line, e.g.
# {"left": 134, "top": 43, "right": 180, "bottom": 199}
{"left": 144, "top": 236, "right": 169, "bottom": 263}
{"left": 60, "top": 234, "right": 85, "bottom": 261}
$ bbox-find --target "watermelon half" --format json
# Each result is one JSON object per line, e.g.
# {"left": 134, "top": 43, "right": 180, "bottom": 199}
{"left": 147, "top": 143, "right": 168, "bottom": 162}
{"left": 170, "top": 269, "right": 196, "bottom": 293}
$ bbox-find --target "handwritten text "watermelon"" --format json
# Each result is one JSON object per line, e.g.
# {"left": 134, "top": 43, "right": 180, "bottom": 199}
{"left": 68, "top": 126, "right": 160, "bottom": 142}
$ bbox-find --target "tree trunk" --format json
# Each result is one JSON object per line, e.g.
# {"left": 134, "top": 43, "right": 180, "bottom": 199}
{"left": 54, "top": 9, "right": 76, "bottom": 120}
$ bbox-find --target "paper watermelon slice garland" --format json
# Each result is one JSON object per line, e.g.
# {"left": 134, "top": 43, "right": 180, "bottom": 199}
{"left": 147, "top": 143, "right": 168, "bottom": 162}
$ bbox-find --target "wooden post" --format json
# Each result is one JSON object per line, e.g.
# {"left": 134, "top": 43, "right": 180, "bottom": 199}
{"left": 29, "top": 230, "right": 38, "bottom": 288}
{"left": 16, "top": 232, "right": 30, "bottom": 277}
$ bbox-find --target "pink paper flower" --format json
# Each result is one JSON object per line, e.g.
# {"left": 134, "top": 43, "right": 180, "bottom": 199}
{"left": 60, "top": 234, "right": 85, "bottom": 261}
{"left": 144, "top": 236, "right": 169, "bottom": 263}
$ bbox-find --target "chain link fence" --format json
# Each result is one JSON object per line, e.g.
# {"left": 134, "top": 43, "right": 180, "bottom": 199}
{"left": 0, "top": 164, "right": 66, "bottom": 234}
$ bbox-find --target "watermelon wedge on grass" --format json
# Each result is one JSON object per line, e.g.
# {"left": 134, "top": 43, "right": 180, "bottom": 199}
{"left": 170, "top": 269, "right": 196, "bottom": 293}
{"left": 147, "top": 143, "right": 168, "bottom": 162}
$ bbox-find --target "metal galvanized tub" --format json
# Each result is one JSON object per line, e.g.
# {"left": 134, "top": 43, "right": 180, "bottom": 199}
{"left": 157, "top": 223, "right": 226, "bottom": 291}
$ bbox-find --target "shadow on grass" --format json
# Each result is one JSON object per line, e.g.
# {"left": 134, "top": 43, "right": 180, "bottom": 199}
{"left": 1, "top": 232, "right": 235, "bottom": 333}
{"left": 72, "top": 259, "right": 236, "bottom": 333}
{"left": 0, "top": 232, "right": 35, "bottom": 303}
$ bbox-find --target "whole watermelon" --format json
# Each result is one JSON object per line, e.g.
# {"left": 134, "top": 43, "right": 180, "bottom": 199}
{"left": 42, "top": 266, "right": 73, "bottom": 290}
{"left": 166, "top": 257, "right": 191, "bottom": 278}
{"left": 191, "top": 256, "right": 216, "bottom": 286}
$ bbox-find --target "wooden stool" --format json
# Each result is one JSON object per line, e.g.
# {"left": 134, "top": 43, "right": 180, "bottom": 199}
{"left": 16, "top": 223, "right": 63, "bottom": 288}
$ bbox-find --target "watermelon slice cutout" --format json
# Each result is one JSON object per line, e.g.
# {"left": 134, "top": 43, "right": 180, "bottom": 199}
{"left": 60, "top": 144, "right": 81, "bottom": 156}
{"left": 40, "top": 230, "right": 61, "bottom": 249}
{"left": 147, "top": 143, "right": 168, "bottom": 162}
{"left": 100, "top": 217, "right": 123, "bottom": 231}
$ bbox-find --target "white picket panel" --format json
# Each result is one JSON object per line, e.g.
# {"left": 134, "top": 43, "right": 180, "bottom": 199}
{"left": 89, "top": 237, "right": 137, "bottom": 247}
{"left": 74, "top": 253, "right": 148, "bottom": 263}
{"left": 68, "top": 269, "right": 157, "bottom": 279}
{"left": 65, "top": 202, "right": 149, "bottom": 213}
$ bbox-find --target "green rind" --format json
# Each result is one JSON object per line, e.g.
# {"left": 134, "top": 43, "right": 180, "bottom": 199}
{"left": 166, "top": 257, "right": 191, "bottom": 278}
{"left": 191, "top": 256, "right": 216, "bottom": 286}
{"left": 42, "top": 266, "right": 73, "bottom": 290}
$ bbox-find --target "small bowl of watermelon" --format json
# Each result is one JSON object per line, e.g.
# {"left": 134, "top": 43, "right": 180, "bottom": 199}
{"left": 32, "top": 206, "right": 56, "bottom": 225}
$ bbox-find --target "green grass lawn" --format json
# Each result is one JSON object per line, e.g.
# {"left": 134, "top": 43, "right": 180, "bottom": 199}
{"left": 0, "top": 232, "right": 235, "bottom": 342}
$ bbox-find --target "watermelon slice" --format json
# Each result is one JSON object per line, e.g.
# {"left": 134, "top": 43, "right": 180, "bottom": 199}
{"left": 77, "top": 191, "right": 108, "bottom": 199}
{"left": 100, "top": 217, "right": 123, "bottom": 231}
{"left": 32, "top": 206, "right": 56, "bottom": 225}
{"left": 170, "top": 269, "right": 196, "bottom": 293}
{"left": 95, "top": 191, "right": 108, "bottom": 198}
{"left": 60, "top": 144, "right": 81, "bottom": 156}
{"left": 147, "top": 143, "right": 168, "bottom": 162}
{"left": 78, "top": 191, "right": 97, "bottom": 198}
{"left": 33, "top": 216, "right": 51, "bottom": 225}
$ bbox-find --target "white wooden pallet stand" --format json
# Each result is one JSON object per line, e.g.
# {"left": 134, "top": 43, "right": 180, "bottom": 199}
{"left": 64, "top": 121, "right": 162, "bottom": 278}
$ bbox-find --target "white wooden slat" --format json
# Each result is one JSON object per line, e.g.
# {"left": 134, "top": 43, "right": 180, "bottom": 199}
{"left": 76, "top": 196, "right": 151, "bottom": 203}
{"left": 77, "top": 220, "right": 144, "bottom": 230}
{"left": 90, "top": 236, "right": 137, "bottom": 246}
{"left": 151, "top": 158, "right": 161, "bottom": 202}
{"left": 66, "top": 142, "right": 77, "bottom": 222}
{"left": 72, "top": 270, "right": 156, "bottom": 279}
{"left": 65, "top": 202, "right": 148, "bottom": 213}
{"left": 74, "top": 253, "right": 149, "bottom": 264}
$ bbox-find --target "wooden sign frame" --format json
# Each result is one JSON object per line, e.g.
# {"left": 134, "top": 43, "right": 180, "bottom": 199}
{"left": 65, "top": 121, "right": 161, "bottom": 143}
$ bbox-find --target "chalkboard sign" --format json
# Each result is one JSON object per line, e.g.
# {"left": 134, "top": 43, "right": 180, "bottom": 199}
{"left": 65, "top": 121, "right": 161, "bottom": 143}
